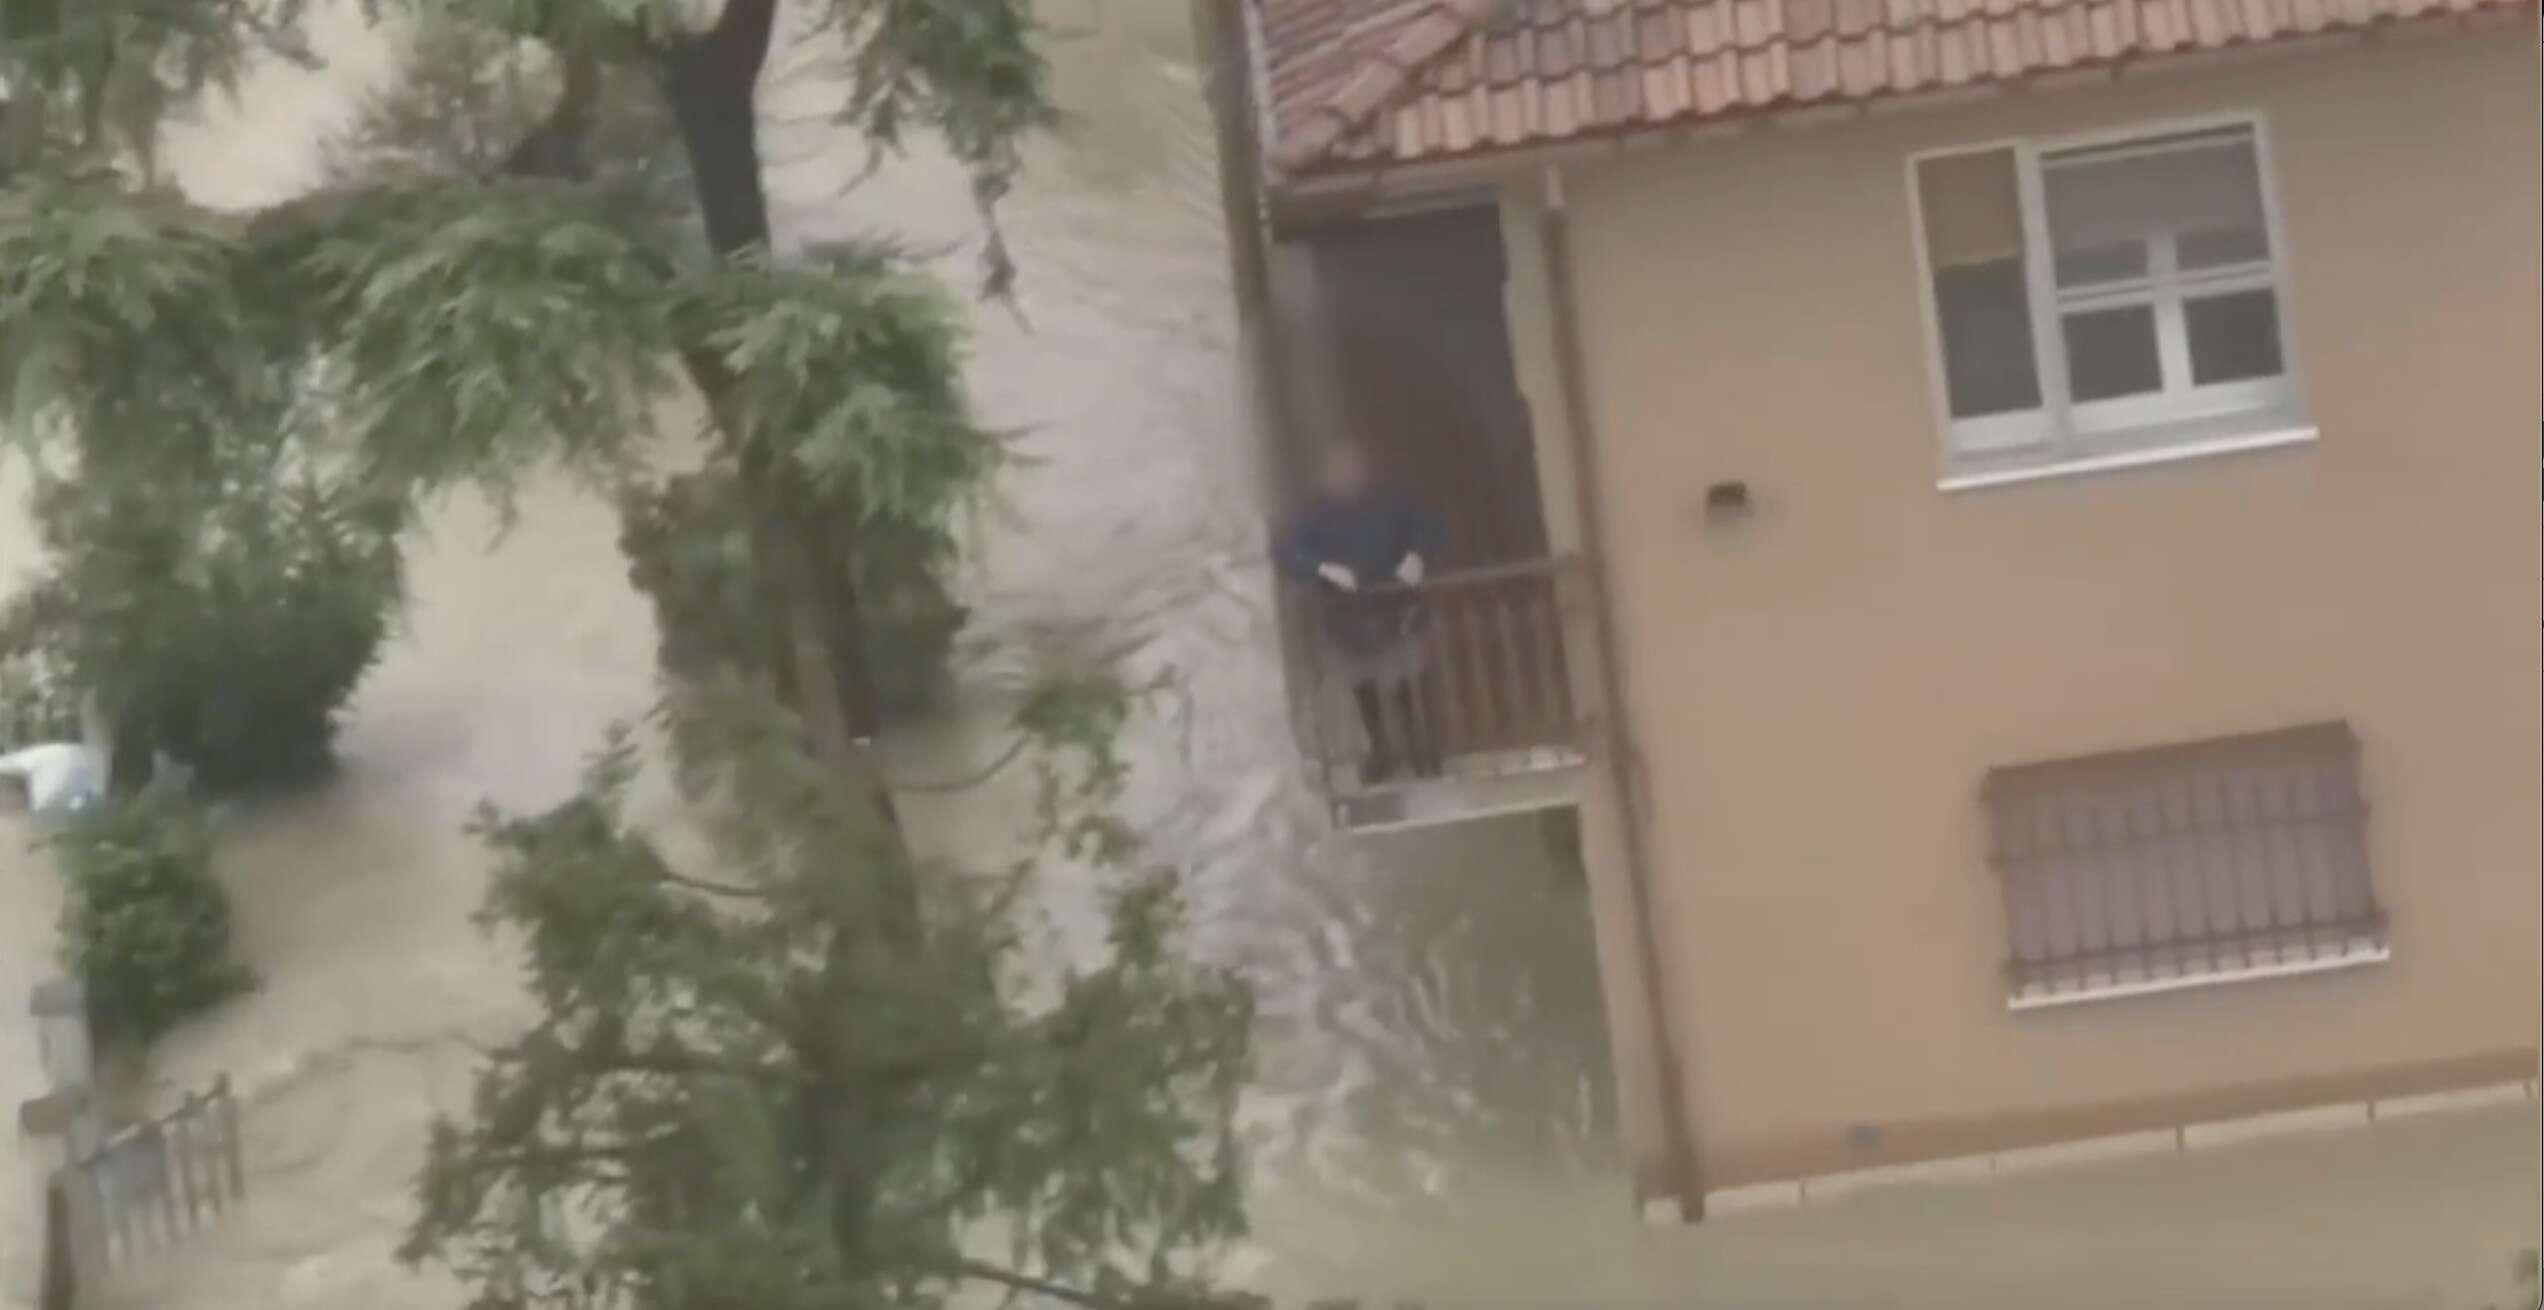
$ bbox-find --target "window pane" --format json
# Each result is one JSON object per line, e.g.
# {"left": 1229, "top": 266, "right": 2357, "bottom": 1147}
{"left": 2044, "top": 128, "right": 2267, "bottom": 272}
{"left": 2062, "top": 305, "right": 2162, "bottom": 402}
{"left": 2179, "top": 224, "right": 2270, "bottom": 270}
{"left": 2054, "top": 241, "right": 2148, "bottom": 288}
{"left": 1918, "top": 149, "right": 2043, "bottom": 420}
{"left": 1934, "top": 260, "right": 2044, "bottom": 419}
{"left": 2185, "top": 289, "right": 2285, "bottom": 385}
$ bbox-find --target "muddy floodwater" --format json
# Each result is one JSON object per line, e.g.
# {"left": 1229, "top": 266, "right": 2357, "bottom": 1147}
{"left": 2, "top": 2, "right": 2535, "bottom": 1308}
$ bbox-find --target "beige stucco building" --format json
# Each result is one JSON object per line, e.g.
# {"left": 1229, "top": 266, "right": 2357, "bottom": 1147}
{"left": 1204, "top": 0, "right": 2538, "bottom": 1217}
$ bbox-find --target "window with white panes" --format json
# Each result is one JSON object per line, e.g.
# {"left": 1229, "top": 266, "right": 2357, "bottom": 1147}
{"left": 1911, "top": 120, "right": 2304, "bottom": 478}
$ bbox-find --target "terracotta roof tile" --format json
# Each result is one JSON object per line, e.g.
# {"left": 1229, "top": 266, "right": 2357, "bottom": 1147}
{"left": 1254, "top": 0, "right": 2523, "bottom": 176}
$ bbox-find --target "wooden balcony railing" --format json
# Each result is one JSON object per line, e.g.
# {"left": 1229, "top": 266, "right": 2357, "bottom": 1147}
{"left": 1294, "top": 556, "right": 1585, "bottom": 797}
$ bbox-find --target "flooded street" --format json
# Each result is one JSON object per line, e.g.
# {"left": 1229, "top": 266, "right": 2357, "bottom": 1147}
{"left": 3, "top": 2, "right": 2536, "bottom": 1308}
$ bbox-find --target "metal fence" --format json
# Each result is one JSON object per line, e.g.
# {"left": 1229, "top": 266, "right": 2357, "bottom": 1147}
{"left": 48, "top": 1075, "right": 247, "bottom": 1283}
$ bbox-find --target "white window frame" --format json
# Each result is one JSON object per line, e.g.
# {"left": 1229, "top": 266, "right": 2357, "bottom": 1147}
{"left": 1905, "top": 113, "right": 2311, "bottom": 490}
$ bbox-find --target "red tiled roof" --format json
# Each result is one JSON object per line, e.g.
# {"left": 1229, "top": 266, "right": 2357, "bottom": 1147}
{"left": 1257, "top": 0, "right": 2527, "bottom": 176}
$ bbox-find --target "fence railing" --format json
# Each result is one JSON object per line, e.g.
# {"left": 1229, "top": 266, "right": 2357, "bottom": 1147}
{"left": 1295, "top": 556, "right": 1584, "bottom": 795}
{"left": 49, "top": 1075, "right": 246, "bottom": 1281}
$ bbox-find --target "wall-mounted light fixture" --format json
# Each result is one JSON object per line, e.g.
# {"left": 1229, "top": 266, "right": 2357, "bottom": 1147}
{"left": 1703, "top": 480, "right": 1753, "bottom": 522}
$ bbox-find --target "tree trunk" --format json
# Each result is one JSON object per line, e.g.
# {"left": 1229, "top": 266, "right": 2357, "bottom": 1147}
{"left": 659, "top": 0, "right": 891, "bottom": 789}
{"left": 660, "top": 3, "right": 774, "bottom": 257}
{"left": 659, "top": 36, "right": 915, "bottom": 1263}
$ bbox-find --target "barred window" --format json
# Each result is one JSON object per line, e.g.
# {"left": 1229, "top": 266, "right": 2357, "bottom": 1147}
{"left": 1983, "top": 722, "right": 2386, "bottom": 1010}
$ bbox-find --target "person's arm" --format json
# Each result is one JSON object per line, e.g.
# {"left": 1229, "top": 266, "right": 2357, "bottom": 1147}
{"left": 1274, "top": 511, "right": 1322, "bottom": 583}
{"left": 1278, "top": 509, "right": 1358, "bottom": 590}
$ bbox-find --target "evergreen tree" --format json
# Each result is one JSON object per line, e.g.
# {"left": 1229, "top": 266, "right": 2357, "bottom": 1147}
{"left": 4, "top": 1, "right": 1260, "bottom": 1303}
{"left": 1, "top": 0, "right": 1049, "bottom": 777}
{"left": 406, "top": 682, "right": 1255, "bottom": 1310}
{"left": 1, "top": 7, "right": 397, "bottom": 786}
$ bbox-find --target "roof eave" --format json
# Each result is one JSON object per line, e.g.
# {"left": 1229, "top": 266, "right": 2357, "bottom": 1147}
{"left": 1262, "top": 7, "right": 2526, "bottom": 231}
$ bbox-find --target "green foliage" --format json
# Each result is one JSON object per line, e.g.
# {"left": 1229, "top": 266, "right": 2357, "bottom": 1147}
{"left": 48, "top": 781, "right": 253, "bottom": 1045}
{"left": 382, "top": 0, "right": 1059, "bottom": 275}
{"left": 606, "top": 242, "right": 1001, "bottom": 726}
{"left": 687, "top": 245, "right": 1004, "bottom": 534}
{"left": 0, "top": 161, "right": 404, "bottom": 792}
{"left": 1, "top": 463, "right": 403, "bottom": 792}
{"left": 402, "top": 686, "right": 1255, "bottom": 1310}
{"left": 1014, "top": 668, "right": 1145, "bottom": 866}
{"left": 0, "top": 647, "right": 81, "bottom": 744}
{"left": 323, "top": 13, "right": 694, "bottom": 229}
{"left": 271, "top": 177, "right": 684, "bottom": 501}
{"left": 0, "top": 172, "right": 279, "bottom": 469}
{"left": 6, "top": 7, "right": 1254, "bottom": 1307}
{"left": 0, "top": 0, "right": 315, "bottom": 177}
{"left": 618, "top": 463, "right": 967, "bottom": 724}
{"left": 3, "top": 0, "right": 1056, "bottom": 752}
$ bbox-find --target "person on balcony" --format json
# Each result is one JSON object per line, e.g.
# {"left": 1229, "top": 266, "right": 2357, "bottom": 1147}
{"left": 1277, "top": 442, "right": 1446, "bottom": 785}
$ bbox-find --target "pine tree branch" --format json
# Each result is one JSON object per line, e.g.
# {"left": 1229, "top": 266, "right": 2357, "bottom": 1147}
{"left": 656, "top": 865, "right": 769, "bottom": 899}
{"left": 947, "top": 1258, "right": 1142, "bottom": 1310}
{"left": 472, "top": 1140, "right": 651, "bottom": 1175}
{"left": 482, "top": 4, "right": 677, "bottom": 183}
{"left": 497, "top": 42, "right": 600, "bottom": 181}
{"left": 597, "top": 1048, "right": 789, "bottom": 1082}
{"left": 883, "top": 732, "right": 1030, "bottom": 794}
{"left": 947, "top": 1258, "right": 1253, "bottom": 1310}
{"left": 510, "top": 1018, "right": 794, "bottom": 1085}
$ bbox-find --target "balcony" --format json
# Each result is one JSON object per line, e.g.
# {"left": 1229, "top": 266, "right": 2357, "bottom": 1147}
{"left": 1292, "top": 557, "right": 1590, "bottom": 832}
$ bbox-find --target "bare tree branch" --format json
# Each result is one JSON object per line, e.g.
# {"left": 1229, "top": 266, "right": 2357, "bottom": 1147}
{"left": 949, "top": 1258, "right": 1142, "bottom": 1310}
{"left": 656, "top": 865, "right": 770, "bottom": 899}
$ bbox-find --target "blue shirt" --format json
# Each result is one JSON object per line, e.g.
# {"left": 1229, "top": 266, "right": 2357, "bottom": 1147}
{"left": 1277, "top": 489, "right": 1444, "bottom": 658}
{"left": 1276, "top": 488, "right": 1443, "bottom": 588}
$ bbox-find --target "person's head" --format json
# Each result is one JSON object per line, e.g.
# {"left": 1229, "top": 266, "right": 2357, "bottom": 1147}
{"left": 1315, "top": 442, "right": 1371, "bottom": 499}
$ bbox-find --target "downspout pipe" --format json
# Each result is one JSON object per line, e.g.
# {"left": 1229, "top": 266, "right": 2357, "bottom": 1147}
{"left": 1194, "top": 0, "right": 1329, "bottom": 769}
{"left": 1536, "top": 165, "right": 1706, "bottom": 1219}
{"left": 1194, "top": 0, "right": 1294, "bottom": 454}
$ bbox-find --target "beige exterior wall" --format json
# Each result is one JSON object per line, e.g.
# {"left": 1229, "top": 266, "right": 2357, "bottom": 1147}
{"left": 1499, "top": 196, "right": 1682, "bottom": 1206}
{"left": 1504, "top": 23, "right": 2542, "bottom": 1187}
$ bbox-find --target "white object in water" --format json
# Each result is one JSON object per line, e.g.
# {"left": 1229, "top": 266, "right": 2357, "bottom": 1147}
{"left": 0, "top": 741, "right": 106, "bottom": 816}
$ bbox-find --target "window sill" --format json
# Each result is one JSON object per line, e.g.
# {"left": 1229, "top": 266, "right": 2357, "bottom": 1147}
{"left": 1939, "top": 423, "right": 2318, "bottom": 494}
{"left": 2006, "top": 940, "right": 2388, "bottom": 1012}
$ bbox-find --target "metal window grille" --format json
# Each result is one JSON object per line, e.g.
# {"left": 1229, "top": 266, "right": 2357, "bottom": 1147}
{"left": 1983, "top": 721, "right": 2386, "bottom": 1008}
